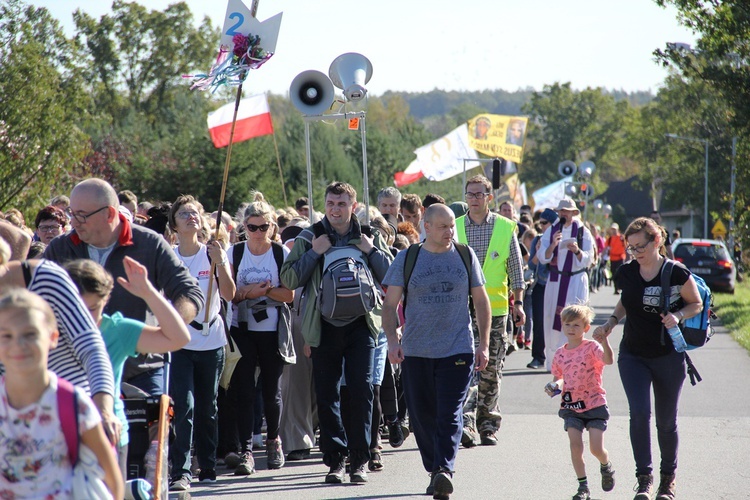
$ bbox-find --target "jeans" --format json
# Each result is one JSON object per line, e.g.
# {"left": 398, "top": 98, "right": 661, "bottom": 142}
{"left": 402, "top": 353, "right": 473, "bottom": 473}
{"left": 311, "top": 317, "right": 374, "bottom": 467}
{"left": 618, "top": 348, "right": 686, "bottom": 476}
{"left": 127, "top": 366, "right": 164, "bottom": 396}
{"left": 169, "top": 347, "right": 225, "bottom": 478}
{"left": 230, "top": 327, "right": 285, "bottom": 451}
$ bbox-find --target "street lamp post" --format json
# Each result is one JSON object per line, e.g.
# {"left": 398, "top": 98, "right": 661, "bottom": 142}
{"left": 665, "top": 133, "right": 709, "bottom": 239}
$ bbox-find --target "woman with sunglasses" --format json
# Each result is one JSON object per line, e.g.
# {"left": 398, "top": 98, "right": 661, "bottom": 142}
{"left": 227, "top": 195, "right": 294, "bottom": 475}
{"left": 593, "top": 217, "right": 702, "bottom": 500}
{"left": 168, "top": 195, "right": 236, "bottom": 490}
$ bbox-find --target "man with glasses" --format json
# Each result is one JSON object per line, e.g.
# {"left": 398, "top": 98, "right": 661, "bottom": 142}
{"left": 44, "top": 178, "right": 204, "bottom": 396}
{"left": 281, "top": 181, "right": 392, "bottom": 485}
{"left": 455, "top": 174, "right": 526, "bottom": 447}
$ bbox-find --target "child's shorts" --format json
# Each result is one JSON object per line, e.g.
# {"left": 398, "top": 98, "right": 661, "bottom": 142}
{"left": 559, "top": 405, "right": 609, "bottom": 432}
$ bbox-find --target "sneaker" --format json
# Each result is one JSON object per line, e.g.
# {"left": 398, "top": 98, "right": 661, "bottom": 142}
{"left": 234, "top": 451, "right": 255, "bottom": 476}
{"left": 601, "top": 463, "right": 615, "bottom": 492}
{"left": 633, "top": 473, "right": 654, "bottom": 500}
{"left": 169, "top": 475, "right": 191, "bottom": 491}
{"left": 325, "top": 457, "right": 346, "bottom": 484}
{"left": 572, "top": 487, "right": 590, "bottom": 500}
{"left": 655, "top": 473, "right": 676, "bottom": 499}
{"left": 368, "top": 449, "right": 383, "bottom": 471}
{"left": 461, "top": 414, "right": 478, "bottom": 448}
{"left": 224, "top": 452, "right": 241, "bottom": 469}
{"left": 252, "top": 433, "right": 264, "bottom": 450}
{"left": 506, "top": 343, "right": 517, "bottom": 355}
{"left": 266, "top": 438, "right": 285, "bottom": 469}
{"left": 198, "top": 468, "right": 216, "bottom": 483}
{"left": 287, "top": 448, "right": 311, "bottom": 461}
{"left": 387, "top": 419, "right": 406, "bottom": 448}
{"left": 426, "top": 473, "right": 436, "bottom": 496}
{"left": 350, "top": 462, "right": 368, "bottom": 483}
{"left": 527, "top": 359, "right": 544, "bottom": 369}
{"left": 480, "top": 430, "right": 498, "bottom": 446}
{"left": 432, "top": 468, "right": 453, "bottom": 500}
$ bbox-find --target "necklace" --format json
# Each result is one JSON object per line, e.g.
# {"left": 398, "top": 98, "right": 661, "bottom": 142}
{"left": 178, "top": 244, "right": 203, "bottom": 270}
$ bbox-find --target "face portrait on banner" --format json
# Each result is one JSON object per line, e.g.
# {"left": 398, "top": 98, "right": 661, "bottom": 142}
{"left": 467, "top": 114, "right": 529, "bottom": 163}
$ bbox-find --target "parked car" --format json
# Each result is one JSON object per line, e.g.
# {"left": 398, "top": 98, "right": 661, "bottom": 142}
{"left": 672, "top": 238, "right": 736, "bottom": 294}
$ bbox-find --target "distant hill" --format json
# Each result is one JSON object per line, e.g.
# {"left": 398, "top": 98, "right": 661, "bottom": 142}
{"left": 382, "top": 87, "right": 656, "bottom": 120}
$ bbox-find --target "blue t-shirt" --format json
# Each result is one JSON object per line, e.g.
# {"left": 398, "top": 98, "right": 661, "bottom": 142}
{"left": 382, "top": 244, "right": 485, "bottom": 358}
{"left": 100, "top": 312, "right": 142, "bottom": 447}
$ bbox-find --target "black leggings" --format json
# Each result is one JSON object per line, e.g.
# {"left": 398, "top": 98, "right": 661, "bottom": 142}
{"left": 230, "top": 327, "right": 284, "bottom": 451}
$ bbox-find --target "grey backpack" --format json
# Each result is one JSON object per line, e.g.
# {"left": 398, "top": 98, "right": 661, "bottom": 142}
{"left": 317, "top": 246, "right": 378, "bottom": 320}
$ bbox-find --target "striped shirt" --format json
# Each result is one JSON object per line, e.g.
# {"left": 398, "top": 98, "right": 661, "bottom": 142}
{"left": 0, "top": 260, "right": 115, "bottom": 397}
{"left": 463, "top": 211, "right": 525, "bottom": 291}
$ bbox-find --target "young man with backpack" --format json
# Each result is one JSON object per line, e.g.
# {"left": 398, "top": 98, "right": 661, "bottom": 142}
{"left": 381, "top": 204, "right": 491, "bottom": 500}
{"left": 280, "top": 182, "right": 393, "bottom": 485}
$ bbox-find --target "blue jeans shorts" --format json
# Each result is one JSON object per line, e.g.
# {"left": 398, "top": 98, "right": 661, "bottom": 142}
{"left": 559, "top": 405, "right": 610, "bottom": 432}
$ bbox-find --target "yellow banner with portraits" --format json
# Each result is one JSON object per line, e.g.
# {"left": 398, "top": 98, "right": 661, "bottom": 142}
{"left": 467, "top": 114, "right": 528, "bottom": 163}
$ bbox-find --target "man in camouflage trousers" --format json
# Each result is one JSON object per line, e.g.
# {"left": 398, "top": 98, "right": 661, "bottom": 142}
{"left": 455, "top": 175, "right": 526, "bottom": 446}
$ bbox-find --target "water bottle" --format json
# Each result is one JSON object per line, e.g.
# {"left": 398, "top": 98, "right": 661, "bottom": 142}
{"left": 668, "top": 325, "right": 688, "bottom": 353}
{"left": 545, "top": 381, "right": 561, "bottom": 397}
{"left": 143, "top": 440, "right": 159, "bottom": 488}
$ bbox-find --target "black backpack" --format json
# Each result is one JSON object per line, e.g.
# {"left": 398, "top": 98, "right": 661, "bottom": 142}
{"left": 311, "top": 221, "right": 379, "bottom": 321}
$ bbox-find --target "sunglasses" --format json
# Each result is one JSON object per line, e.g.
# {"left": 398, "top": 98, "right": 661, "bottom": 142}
{"left": 245, "top": 223, "right": 270, "bottom": 232}
{"left": 539, "top": 220, "right": 551, "bottom": 226}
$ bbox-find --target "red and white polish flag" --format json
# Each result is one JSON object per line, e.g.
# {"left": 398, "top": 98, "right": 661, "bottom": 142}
{"left": 207, "top": 94, "right": 274, "bottom": 148}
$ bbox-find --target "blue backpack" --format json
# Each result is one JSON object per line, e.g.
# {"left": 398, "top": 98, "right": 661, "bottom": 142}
{"left": 660, "top": 259, "right": 716, "bottom": 385}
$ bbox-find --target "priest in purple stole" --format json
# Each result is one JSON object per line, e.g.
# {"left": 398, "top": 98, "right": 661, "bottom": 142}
{"left": 537, "top": 198, "right": 594, "bottom": 371}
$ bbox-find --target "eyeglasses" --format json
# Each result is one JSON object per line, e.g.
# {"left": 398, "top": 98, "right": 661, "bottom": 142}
{"left": 245, "top": 223, "right": 270, "bottom": 232}
{"left": 626, "top": 240, "right": 653, "bottom": 255}
{"left": 176, "top": 211, "right": 201, "bottom": 220}
{"left": 66, "top": 206, "right": 109, "bottom": 224}
{"left": 37, "top": 224, "right": 62, "bottom": 233}
{"left": 465, "top": 192, "right": 490, "bottom": 200}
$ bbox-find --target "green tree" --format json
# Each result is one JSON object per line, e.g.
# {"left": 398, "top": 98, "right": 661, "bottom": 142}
{"left": 0, "top": 1, "right": 89, "bottom": 215}
{"left": 520, "top": 83, "right": 629, "bottom": 193}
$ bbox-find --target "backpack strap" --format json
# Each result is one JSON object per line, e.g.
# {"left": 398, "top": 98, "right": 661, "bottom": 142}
{"left": 659, "top": 259, "right": 676, "bottom": 346}
{"left": 402, "top": 243, "right": 422, "bottom": 310}
{"left": 685, "top": 353, "right": 702, "bottom": 386}
{"left": 56, "top": 377, "right": 79, "bottom": 466}
{"left": 21, "top": 261, "right": 32, "bottom": 287}
{"left": 271, "top": 242, "right": 285, "bottom": 271}
{"left": 231, "top": 242, "right": 245, "bottom": 286}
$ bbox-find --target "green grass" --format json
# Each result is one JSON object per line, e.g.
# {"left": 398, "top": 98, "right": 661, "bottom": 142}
{"left": 713, "top": 278, "right": 750, "bottom": 352}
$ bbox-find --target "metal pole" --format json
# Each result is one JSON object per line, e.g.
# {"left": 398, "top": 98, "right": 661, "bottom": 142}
{"left": 704, "top": 140, "right": 709, "bottom": 239}
{"left": 304, "top": 121, "right": 315, "bottom": 223}
{"left": 360, "top": 116, "right": 370, "bottom": 224}
{"left": 729, "top": 136, "right": 737, "bottom": 250}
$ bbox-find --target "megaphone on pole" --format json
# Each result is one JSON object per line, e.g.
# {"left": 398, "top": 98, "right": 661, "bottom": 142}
{"left": 290, "top": 70, "right": 335, "bottom": 115}
{"left": 558, "top": 160, "right": 577, "bottom": 177}
{"left": 328, "top": 52, "right": 373, "bottom": 102}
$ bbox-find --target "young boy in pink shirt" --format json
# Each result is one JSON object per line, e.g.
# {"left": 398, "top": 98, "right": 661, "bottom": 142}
{"left": 545, "top": 304, "right": 615, "bottom": 500}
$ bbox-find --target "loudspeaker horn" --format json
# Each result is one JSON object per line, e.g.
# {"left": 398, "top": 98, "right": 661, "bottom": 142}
{"left": 558, "top": 160, "right": 577, "bottom": 177}
{"left": 328, "top": 52, "right": 373, "bottom": 102}
{"left": 290, "top": 70, "right": 335, "bottom": 115}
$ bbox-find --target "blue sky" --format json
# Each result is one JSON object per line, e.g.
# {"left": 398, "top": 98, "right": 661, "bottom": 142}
{"left": 33, "top": 0, "right": 696, "bottom": 100}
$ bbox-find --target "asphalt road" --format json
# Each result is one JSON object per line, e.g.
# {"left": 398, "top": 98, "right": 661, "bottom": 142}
{"left": 171, "top": 283, "right": 750, "bottom": 499}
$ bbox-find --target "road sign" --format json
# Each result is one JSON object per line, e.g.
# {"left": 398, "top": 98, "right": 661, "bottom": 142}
{"left": 711, "top": 219, "right": 727, "bottom": 238}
